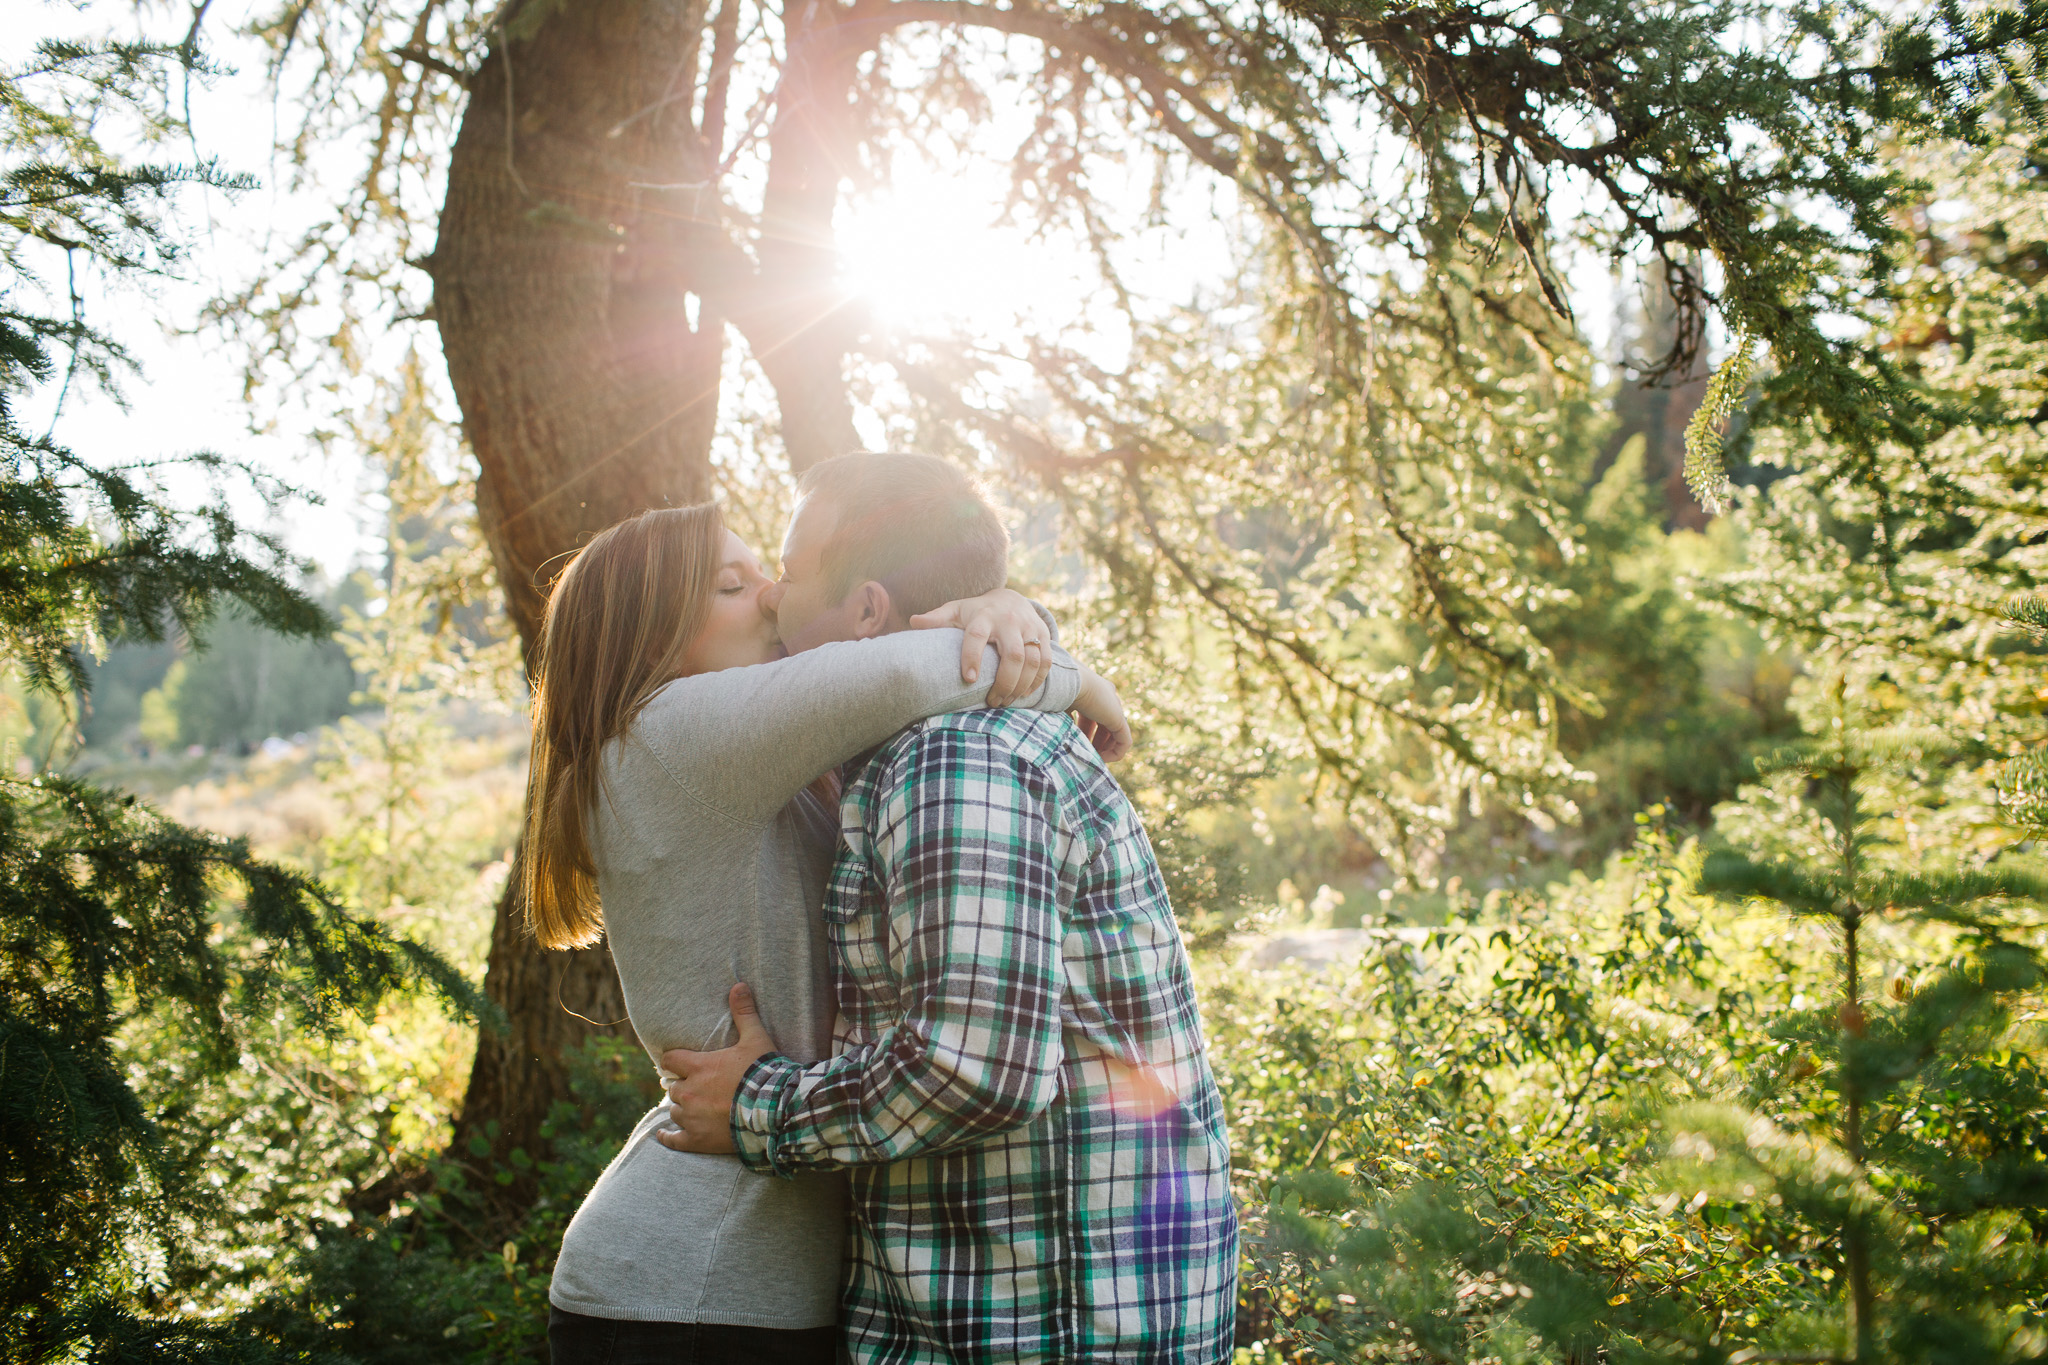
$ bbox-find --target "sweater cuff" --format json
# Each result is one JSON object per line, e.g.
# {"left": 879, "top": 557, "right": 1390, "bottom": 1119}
{"left": 731, "top": 1052, "right": 802, "bottom": 1177}
{"left": 1026, "top": 598, "right": 1061, "bottom": 646}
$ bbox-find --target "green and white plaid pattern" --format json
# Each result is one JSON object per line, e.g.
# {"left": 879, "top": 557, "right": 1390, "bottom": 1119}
{"left": 732, "top": 708, "right": 1237, "bottom": 1364}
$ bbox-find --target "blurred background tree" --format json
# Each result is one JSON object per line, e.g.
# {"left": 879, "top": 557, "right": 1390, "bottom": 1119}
{"left": 134, "top": 605, "right": 358, "bottom": 754}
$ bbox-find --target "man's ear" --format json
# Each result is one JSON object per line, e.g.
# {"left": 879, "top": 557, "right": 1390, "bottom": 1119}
{"left": 848, "top": 580, "right": 899, "bottom": 639}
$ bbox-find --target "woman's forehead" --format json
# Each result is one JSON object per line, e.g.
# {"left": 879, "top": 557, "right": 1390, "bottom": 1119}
{"left": 722, "top": 529, "right": 760, "bottom": 568}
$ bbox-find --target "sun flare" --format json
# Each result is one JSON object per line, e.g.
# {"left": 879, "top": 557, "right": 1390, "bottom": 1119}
{"left": 834, "top": 164, "right": 1096, "bottom": 338}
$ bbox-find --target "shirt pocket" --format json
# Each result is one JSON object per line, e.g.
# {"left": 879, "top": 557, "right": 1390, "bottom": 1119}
{"left": 820, "top": 850, "right": 866, "bottom": 924}
{"left": 822, "top": 859, "right": 889, "bottom": 1010}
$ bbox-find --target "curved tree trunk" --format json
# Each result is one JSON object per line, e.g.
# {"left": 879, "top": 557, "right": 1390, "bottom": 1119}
{"left": 427, "top": 0, "right": 728, "bottom": 1186}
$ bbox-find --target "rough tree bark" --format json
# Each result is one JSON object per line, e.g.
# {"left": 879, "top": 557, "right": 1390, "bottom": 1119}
{"left": 427, "top": 0, "right": 731, "bottom": 1179}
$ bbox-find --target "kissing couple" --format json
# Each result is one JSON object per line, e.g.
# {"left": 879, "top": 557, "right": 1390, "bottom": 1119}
{"left": 527, "top": 452, "right": 1237, "bottom": 1364}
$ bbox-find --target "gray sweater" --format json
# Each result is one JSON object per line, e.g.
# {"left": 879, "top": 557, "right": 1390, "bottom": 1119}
{"left": 548, "top": 630, "right": 1081, "bottom": 1327}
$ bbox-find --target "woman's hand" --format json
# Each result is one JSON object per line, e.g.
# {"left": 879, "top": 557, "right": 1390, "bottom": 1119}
{"left": 1074, "top": 668, "right": 1134, "bottom": 763}
{"left": 908, "top": 587, "right": 1053, "bottom": 706}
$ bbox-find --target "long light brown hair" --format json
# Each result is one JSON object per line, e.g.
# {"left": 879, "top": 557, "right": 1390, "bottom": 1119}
{"left": 523, "top": 504, "right": 725, "bottom": 949}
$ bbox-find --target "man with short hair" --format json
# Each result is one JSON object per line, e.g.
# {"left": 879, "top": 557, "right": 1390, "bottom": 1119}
{"left": 662, "top": 452, "right": 1238, "bottom": 1363}
{"left": 769, "top": 451, "right": 1015, "bottom": 656}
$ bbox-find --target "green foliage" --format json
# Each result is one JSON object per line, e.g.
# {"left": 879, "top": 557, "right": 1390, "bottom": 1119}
{"left": 317, "top": 353, "right": 518, "bottom": 923}
{"left": 1684, "top": 327, "right": 1759, "bottom": 517}
{"left": 1691, "top": 686, "right": 2048, "bottom": 1362}
{"left": 94, "top": 350, "right": 535, "bottom": 1347}
{"left": 75, "top": 636, "right": 177, "bottom": 748}
{"left": 0, "top": 771, "right": 488, "bottom": 1358}
{"left": 1713, "top": 120, "right": 2048, "bottom": 797}
{"left": 0, "top": 1031, "right": 646, "bottom": 1364}
{"left": 0, "top": 19, "right": 495, "bottom": 1363}
{"left": 1217, "top": 781, "right": 2048, "bottom": 1362}
{"left": 1294, "top": 0, "right": 2048, "bottom": 479}
{"left": 938, "top": 0, "right": 2048, "bottom": 889}
{"left": 231, "top": 0, "right": 2048, "bottom": 880}
{"left": 1669, "top": 121, "right": 2048, "bottom": 1357}
{"left": 1033, "top": 393, "right": 1777, "bottom": 920}
{"left": 1218, "top": 116, "right": 2048, "bottom": 1362}
{"left": 1505, "top": 437, "right": 1792, "bottom": 859}
{"left": 2000, "top": 595, "right": 2048, "bottom": 828}
{"left": 1, "top": 362, "right": 326, "bottom": 705}
{"left": 0, "top": 660, "right": 85, "bottom": 770}
{"left": 1, "top": 36, "right": 312, "bottom": 699}
{"left": 215, "top": 1037, "right": 652, "bottom": 1365}
{"left": 1212, "top": 823, "right": 1790, "bottom": 1361}
{"left": 7, "top": 3, "right": 2045, "bottom": 1357}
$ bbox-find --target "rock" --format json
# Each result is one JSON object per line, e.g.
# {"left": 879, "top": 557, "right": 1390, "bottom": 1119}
{"left": 1242, "top": 928, "right": 1376, "bottom": 969}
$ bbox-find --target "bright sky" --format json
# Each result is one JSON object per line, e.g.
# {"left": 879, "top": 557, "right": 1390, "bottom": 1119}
{"left": 841, "top": 165, "right": 1108, "bottom": 339}
{"left": 11, "top": 7, "right": 373, "bottom": 579}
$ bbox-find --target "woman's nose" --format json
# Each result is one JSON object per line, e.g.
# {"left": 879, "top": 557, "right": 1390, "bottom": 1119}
{"left": 760, "top": 579, "right": 785, "bottom": 616}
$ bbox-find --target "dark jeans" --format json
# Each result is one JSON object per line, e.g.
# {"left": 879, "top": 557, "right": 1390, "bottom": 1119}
{"left": 547, "top": 1307, "right": 839, "bottom": 1365}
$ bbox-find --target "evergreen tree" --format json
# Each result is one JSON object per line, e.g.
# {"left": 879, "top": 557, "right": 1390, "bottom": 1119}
{"left": 1691, "top": 687, "right": 2048, "bottom": 1362}
{"left": 74, "top": 636, "right": 177, "bottom": 750}
{"left": 137, "top": 607, "right": 358, "bottom": 754}
{"left": 0, "top": 31, "right": 482, "bottom": 1361}
{"left": 1, "top": 35, "right": 317, "bottom": 694}
{"left": 1667, "top": 110, "right": 2048, "bottom": 1364}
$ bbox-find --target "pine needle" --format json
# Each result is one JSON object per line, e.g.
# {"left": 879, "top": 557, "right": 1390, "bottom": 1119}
{"left": 1684, "top": 322, "right": 1758, "bottom": 517}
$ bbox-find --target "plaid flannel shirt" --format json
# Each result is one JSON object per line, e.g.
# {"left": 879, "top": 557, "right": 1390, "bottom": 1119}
{"left": 731, "top": 708, "right": 1237, "bottom": 1364}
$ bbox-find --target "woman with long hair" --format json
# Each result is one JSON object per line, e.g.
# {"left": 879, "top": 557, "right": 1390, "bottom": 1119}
{"left": 524, "top": 497, "right": 1125, "bottom": 1364}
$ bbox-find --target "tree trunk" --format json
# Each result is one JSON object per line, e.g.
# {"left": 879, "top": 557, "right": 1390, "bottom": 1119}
{"left": 735, "top": 10, "right": 863, "bottom": 472}
{"left": 1842, "top": 902, "right": 1874, "bottom": 1360}
{"left": 428, "top": 0, "right": 727, "bottom": 1187}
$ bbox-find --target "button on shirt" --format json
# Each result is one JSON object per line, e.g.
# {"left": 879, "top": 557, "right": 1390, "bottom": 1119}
{"left": 731, "top": 708, "right": 1238, "bottom": 1364}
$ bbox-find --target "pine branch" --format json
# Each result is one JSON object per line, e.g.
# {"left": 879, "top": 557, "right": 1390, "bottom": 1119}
{"left": 1699, "top": 852, "right": 1846, "bottom": 918}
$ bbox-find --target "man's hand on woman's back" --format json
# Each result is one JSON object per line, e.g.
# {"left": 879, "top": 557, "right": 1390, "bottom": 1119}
{"left": 657, "top": 983, "right": 777, "bottom": 1156}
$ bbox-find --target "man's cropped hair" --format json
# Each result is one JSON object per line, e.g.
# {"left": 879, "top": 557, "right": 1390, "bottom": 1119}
{"left": 795, "top": 451, "right": 1009, "bottom": 619}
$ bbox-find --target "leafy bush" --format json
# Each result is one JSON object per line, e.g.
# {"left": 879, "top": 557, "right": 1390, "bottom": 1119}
{"left": 1210, "top": 819, "right": 1771, "bottom": 1361}
{"left": 235, "top": 1036, "right": 657, "bottom": 1364}
{"left": 1217, "top": 712, "right": 2048, "bottom": 1362}
{"left": 0, "top": 770, "right": 487, "bottom": 1360}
